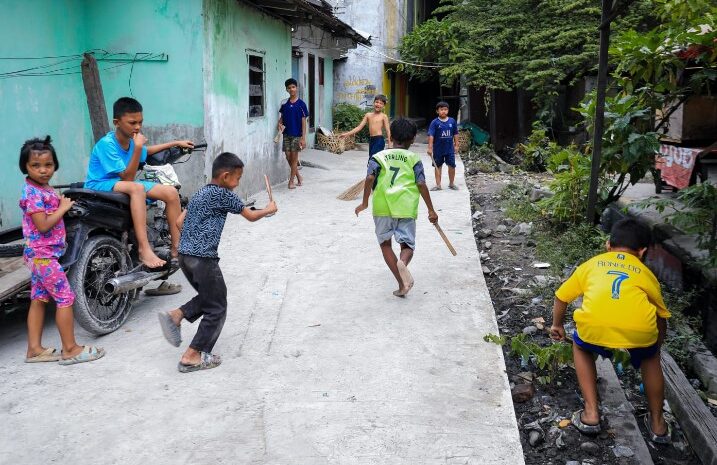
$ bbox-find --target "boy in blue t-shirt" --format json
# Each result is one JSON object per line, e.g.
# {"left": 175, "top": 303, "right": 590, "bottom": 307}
{"left": 427, "top": 101, "right": 459, "bottom": 191}
{"left": 278, "top": 78, "right": 309, "bottom": 189}
{"left": 85, "top": 97, "right": 194, "bottom": 269}
{"left": 157, "top": 152, "right": 277, "bottom": 372}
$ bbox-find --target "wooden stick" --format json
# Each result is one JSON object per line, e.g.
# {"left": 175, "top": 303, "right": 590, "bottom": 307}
{"left": 433, "top": 223, "right": 457, "bottom": 256}
{"left": 264, "top": 174, "right": 273, "bottom": 201}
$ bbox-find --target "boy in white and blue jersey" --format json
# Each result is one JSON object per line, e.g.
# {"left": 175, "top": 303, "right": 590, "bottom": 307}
{"left": 427, "top": 101, "right": 459, "bottom": 191}
{"left": 157, "top": 153, "right": 277, "bottom": 373}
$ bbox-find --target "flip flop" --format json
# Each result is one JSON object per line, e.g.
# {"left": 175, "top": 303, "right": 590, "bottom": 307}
{"left": 430, "top": 186, "right": 442, "bottom": 191}
{"left": 178, "top": 352, "right": 222, "bottom": 373}
{"left": 644, "top": 413, "right": 671, "bottom": 444}
{"left": 58, "top": 346, "right": 105, "bottom": 366}
{"left": 571, "top": 409, "right": 601, "bottom": 435}
{"left": 158, "top": 311, "right": 182, "bottom": 347}
{"left": 145, "top": 281, "right": 182, "bottom": 296}
{"left": 25, "top": 347, "right": 61, "bottom": 363}
{"left": 448, "top": 184, "right": 459, "bottom": 190}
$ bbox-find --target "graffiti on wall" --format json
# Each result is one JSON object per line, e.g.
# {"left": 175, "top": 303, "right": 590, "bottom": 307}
{"left": 337, "top": 75, "right": 377, "bottom": 107}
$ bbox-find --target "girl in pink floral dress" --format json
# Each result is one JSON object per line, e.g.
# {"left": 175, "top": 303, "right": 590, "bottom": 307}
{"left": 19, "top": 136, "right": 105, "bottom": 365}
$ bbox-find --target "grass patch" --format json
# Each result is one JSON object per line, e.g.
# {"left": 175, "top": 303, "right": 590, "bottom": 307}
{"left": 499, "top": 182, "right": 541, "bottom": 223}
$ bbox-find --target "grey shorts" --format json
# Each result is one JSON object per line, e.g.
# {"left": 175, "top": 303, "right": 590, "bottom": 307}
{"left": 373, "top": 216, "right": 416, "bottom": 249}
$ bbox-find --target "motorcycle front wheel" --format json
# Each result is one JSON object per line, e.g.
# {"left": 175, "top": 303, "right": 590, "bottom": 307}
{"left": 67, "top": 235, "right": 134, "bottom": 335}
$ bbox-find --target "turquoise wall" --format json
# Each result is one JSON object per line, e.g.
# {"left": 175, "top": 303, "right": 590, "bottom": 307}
{"left": 84, "top": 0, "right": 204, "bottom": 127}
{"left": 0, "top": 0, "right": 204, "bottom": 230}
{"left": 0, "top": 0, "right": 90, "bottom": 230}
{"left": 203, "top": 0, "right": 292, "bottom": 198}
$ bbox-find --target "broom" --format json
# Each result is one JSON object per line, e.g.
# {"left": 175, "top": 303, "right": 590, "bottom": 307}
{"left": 337, "top": 178, "right": 366, "bottom": 201}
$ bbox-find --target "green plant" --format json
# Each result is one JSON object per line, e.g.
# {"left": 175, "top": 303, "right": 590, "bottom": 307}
{"left": 515, "top": 123, "right": 556, "bottom": 172}
{"left": 484, "top": 333, "right": 573, "bottom": 384}
{"left": 640, "top": 183, "right": 717, "bottom": 267}
{"left": 499, "top": 183, "right": 540, "bottom": 223}
{"left": 332, "top": 103, "right": 370, "bottom": 142}
{"left": 535, "top": 223, "right": 608, "bottom": 275}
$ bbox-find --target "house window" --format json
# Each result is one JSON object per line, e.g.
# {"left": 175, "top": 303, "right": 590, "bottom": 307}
{"left": 319, "top": 57, "right": 325, "bottom": 85}
{"left": 248, "top": 54, "right": 265, "bottom": 118}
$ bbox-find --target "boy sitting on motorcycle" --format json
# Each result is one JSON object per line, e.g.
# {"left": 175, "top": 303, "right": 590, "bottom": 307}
{"left": 85, "top": 97, "right": 193, "bottom": 269}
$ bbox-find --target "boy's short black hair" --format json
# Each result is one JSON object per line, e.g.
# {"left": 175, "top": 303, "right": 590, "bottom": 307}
{"left": 390, "top": 118, "right": 418, "bottom": 145}
{"left": 285, "top": 78, "right": 298, "bottom": 88}
{"left": 436, "top": 101, "right": 449, "bottom": 110}
{"left": 212, "top": 152, "right": 244, "bottom": 178}
{"left": 374, "top": 94, "right": 387, "bottom": 104}
{"left": 19, "top": 135, "right": 59, "bottom": 174}
{"left": 609, "top": 218, "right": 652, "bottom": 251}
{"left": 113, "top": 97, "right": 143, "bottom": 119}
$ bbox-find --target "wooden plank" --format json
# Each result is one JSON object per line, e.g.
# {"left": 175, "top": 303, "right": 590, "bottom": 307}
{"left": 662, "top": 351, "right": 717, "bottom": 465}
{"left": 0, "top": 267, "right": 30, "bottom": 303}
{"left": 81, "top": 53, "right": 110, "bottom": 143}
{"left": 596, "top": 357, "right": 655, "bottom": 465}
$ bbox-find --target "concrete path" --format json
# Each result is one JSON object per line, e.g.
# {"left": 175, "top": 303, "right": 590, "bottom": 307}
{"left": 0, "top": 145, "right": 524, "bottom": 465}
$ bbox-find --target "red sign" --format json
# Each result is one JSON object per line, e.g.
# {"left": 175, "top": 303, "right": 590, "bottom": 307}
{"left": 655, "top": 145, "right": 702, "bottom": 189}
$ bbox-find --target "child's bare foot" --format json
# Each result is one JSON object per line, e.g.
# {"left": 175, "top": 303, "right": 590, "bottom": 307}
{"left": 288, "top": 180, "right": 296, "bottom": 189}
{"left": 393, "top": 289, "right": 406, "bottom": 298}
{"left": 396, "top": 260, "right": 414, "bottom": 296}
{"left": 139, "top": 248, "right": 166, "bottom": 268}
{"left": 297, "top": 173, "right": 303, "bottom": 186}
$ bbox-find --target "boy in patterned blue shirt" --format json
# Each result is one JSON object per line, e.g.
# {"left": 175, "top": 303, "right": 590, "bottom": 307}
{"left": 427, "top": 101, "right": 460, "bottom": 191}
{"left": 157, "top": 152, "right": 277, "bottom": 372}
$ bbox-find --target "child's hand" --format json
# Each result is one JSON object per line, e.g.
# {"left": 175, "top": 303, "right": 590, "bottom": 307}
{"left": 355, "top": 202, "right": 368, "bottom": 216}
{"left": 338, "top": 132, "right": 347, "bottom": 138}
{"left": 549, "top": 325, "right": 565, "bottom": 341}
{"left": 176, "top": 140, "right": 194, "bottom": 149}
{"left": 266, "top": 200, "right": 278, "bottom": 215}
{"left": 133, "top": 132, "right": 148, "bottom": 147}
{"left": 428, "top": 209, "right": 438, "bottom": 224}
{"left": 278, "top": 123, "right": 285, "bottom": 133}
{"left": 59, "top": 196, "right": 75, "bottom": 213}
{"left": 427, "top": 148, "right": 433, "bottom": 156}
{"left": 300, "top": 137, "right": 306, "bottom": 149}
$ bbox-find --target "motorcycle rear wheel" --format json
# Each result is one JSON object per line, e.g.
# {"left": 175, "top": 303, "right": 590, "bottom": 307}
{"left": 68, "top": 235, "right": 134, "bottom": 335}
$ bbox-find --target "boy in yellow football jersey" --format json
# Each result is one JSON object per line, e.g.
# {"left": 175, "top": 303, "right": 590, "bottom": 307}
{"left": 549, "top": 218, "right": 671, "bottom": 443}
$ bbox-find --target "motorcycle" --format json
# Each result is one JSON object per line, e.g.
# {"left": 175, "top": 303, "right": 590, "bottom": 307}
{"left": 48, "top": 142, "right": 207, "bottom": 335}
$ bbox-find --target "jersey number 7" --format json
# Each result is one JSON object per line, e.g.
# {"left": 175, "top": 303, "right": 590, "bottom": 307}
{"left": 389, "top": 166, "right": 400, "bottom": 187}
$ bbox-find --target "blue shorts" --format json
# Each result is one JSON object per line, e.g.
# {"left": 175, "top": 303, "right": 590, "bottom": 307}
{"left": 369, "top": 136, "right": 385, "bottom": 157}
{"left": 573, "top": 330, "right": 658, "bottom": 369}
{"left": 432, "top": 152, "right": 456, "bottom": 168}
{"left": 85, "top": 179, "right": 158, "bottom": 194}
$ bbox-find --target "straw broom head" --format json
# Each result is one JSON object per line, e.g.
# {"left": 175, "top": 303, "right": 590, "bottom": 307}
{"left": 337, "top": 178, "right": 365, "bottom": 201}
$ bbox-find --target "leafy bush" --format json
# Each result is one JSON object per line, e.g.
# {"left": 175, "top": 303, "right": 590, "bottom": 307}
{"left": 332, "top": 103, "right": 370, "bottom": 142}
{"left": 515, "top": 123, "right": 556, "bottom": 172}
{"left": 535, "top": 222, "right": 608, "bottom": 275}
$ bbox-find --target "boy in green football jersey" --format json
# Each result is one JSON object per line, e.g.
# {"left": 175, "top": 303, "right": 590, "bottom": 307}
{"left": 355, "top": 118, "right": 438, "bottom": 297}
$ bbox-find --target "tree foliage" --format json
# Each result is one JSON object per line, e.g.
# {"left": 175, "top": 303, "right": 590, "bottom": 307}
{"left": 398, "top": 0, "right": 655, "bottom": 112}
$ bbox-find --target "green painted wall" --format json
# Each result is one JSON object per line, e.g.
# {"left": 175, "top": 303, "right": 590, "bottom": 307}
{"left": 0, "top": 0, "right": 205, "bottom": 230}
{"left": 84, "top": 0, "right": 204, "bottom": 127}
{"left": 0, "top": 0, "right": 91, "bottom": 230}
{"left": 203, "top": 0, "right": 292, "bottom": 198}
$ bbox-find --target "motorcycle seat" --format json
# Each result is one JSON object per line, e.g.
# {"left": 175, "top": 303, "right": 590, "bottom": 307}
{"left": 64, "top": 188, "right": 130, "bottom": 206}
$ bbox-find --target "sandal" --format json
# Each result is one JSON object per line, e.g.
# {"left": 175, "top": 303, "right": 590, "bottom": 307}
{"left": 430, "top": 186, "right": 442, "bottom": 191}
{"left": 571, "top": 409, "right": 601, "bottom": 435}
{"left": 145, "top": 281, "right": 182, "bottom": 296}
{"left": 59, "top": 346, "right": 105, "bottom": 365}
{"left": 644, "top": 413, "right": 671, "bottom": 444}
{"left": 178, "top": 352, "right": 222, "bottom": 373}
{"left": 25, "top": 347, "right": 62, "bottom": 363}
{"left": 448, "top": 184, "right": 459, "bottom": 190}
{"left": 158, "top": 311, "right": 182, "bottom": 347}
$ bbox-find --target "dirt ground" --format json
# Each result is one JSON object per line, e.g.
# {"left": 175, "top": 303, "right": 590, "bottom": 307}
{"left": 462, "top": 155, "right": 700, "bottom": 465}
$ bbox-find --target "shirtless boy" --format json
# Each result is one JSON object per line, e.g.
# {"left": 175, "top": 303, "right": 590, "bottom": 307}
{"left": 340, "top": 95, "right": 392, "bottom": 158}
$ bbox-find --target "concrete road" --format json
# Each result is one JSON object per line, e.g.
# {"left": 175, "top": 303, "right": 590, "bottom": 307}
{"left": 0, "top": 145, "right": 524, "bottom": 465}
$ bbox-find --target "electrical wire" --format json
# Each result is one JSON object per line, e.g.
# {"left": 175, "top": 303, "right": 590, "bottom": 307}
{"left": 357, "top": 43, "right": 446, "bottom": 68}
